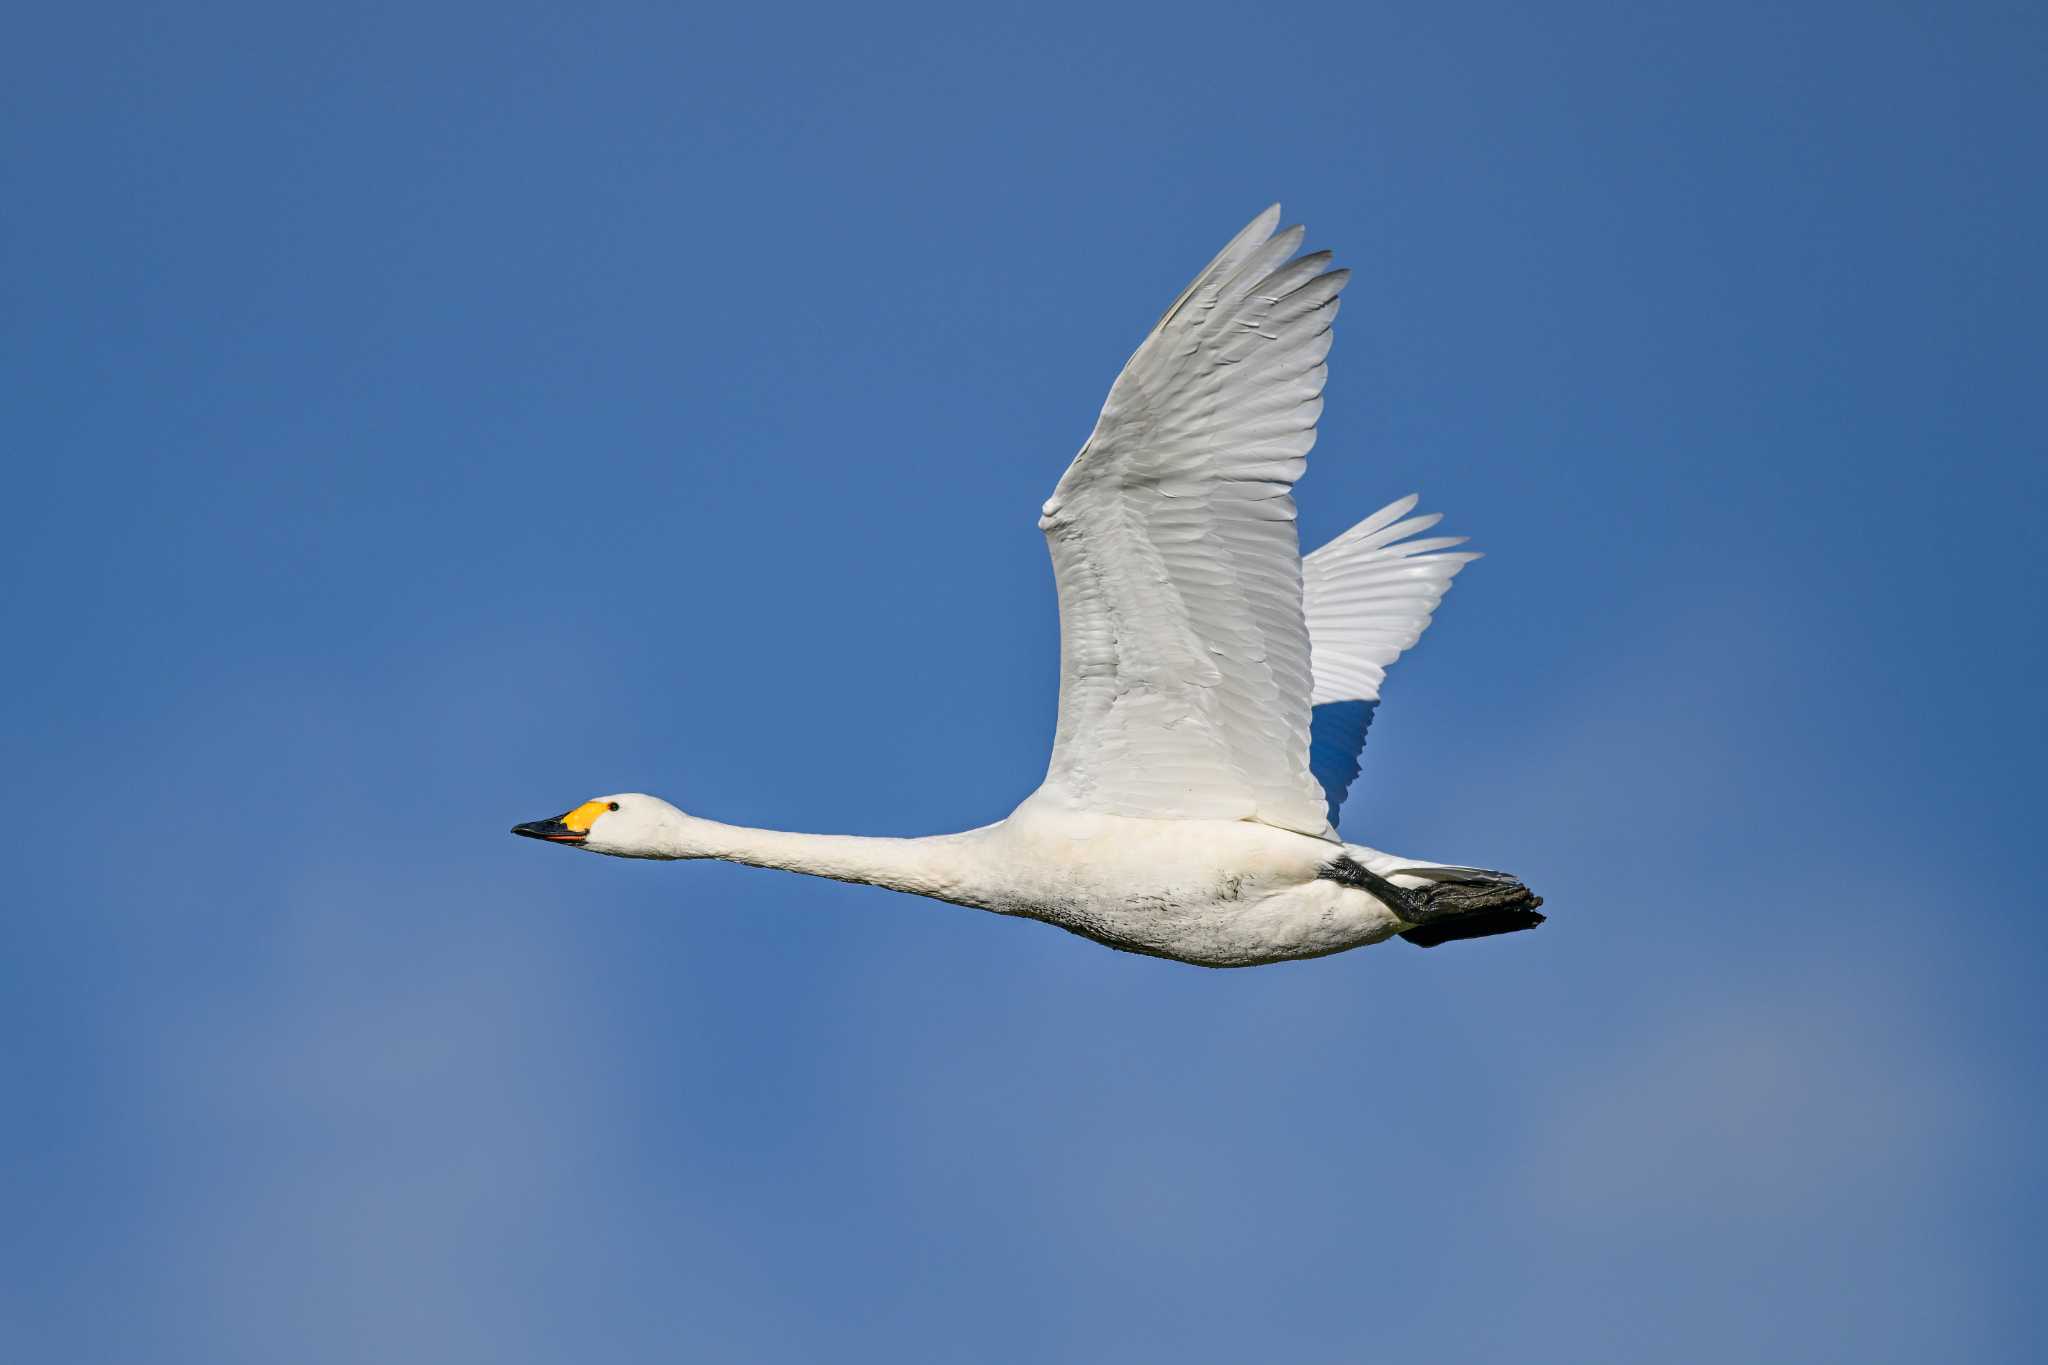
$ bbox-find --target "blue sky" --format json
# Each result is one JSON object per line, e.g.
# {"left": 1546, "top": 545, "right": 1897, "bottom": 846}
{"left": 4, "top": 1, "right": 2043, "bottom": 1359}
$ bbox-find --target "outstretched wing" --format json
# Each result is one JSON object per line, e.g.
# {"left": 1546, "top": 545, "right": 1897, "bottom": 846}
{"left": 1034, "top": 207, "right": 1348, "bottom": 838}
{"left": 1303, "top": 495, "right": 1479, "bottom": 826}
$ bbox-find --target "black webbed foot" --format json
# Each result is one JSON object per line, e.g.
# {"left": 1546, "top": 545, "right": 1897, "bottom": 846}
{"left": 1319, "top": 857, "right": 1547, "bottom": 948}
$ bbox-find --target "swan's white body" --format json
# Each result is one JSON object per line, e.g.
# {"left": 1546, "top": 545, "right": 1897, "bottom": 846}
{"left": 516, "top": 207, "right": 1543, "bottom": 967}
{"left": 574, "top": 796, "right": 1417, "bottom": 966}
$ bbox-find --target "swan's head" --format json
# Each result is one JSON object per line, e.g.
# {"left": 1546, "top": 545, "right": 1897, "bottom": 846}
{"left": 510, "top": 792, "right": 682, "bottom": 859}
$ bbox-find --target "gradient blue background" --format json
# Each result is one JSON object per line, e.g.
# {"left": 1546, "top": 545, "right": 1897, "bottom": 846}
{"left": 6, "top": 2, "right": 2043, "bottom": 1359}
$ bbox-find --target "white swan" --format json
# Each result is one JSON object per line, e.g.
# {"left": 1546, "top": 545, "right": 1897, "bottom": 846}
{"left": 514, "top": 206, "right": 1544, "bottom": 967}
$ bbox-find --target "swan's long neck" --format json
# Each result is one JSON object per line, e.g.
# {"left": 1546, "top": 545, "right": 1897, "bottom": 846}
{"left": 660, "top": 815, "right": 977, "bottom": 903}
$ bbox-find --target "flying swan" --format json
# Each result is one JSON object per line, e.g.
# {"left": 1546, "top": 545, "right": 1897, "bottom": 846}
{"left": 514, "top": 207, "right": 1545, "bottom": 967}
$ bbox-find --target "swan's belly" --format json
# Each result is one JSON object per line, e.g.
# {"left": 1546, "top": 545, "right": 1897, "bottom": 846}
{"left": 951, "top": 806, "right": 1405, "bottom": 967}
{"left": 1034, "top": 875, "right": 1404, "bottom": 967}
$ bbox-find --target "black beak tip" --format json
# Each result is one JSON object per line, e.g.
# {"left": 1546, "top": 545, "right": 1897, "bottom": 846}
{"left": 511, "top": 817, "right": 581, "bottom": 843}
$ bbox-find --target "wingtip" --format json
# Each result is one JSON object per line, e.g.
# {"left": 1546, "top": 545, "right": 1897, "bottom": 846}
{"left": 1366, "top": 493, "right": 1422, "bottom": 533}
{"left": 1404, "top": 511, "right": 1445, "bottom": 537}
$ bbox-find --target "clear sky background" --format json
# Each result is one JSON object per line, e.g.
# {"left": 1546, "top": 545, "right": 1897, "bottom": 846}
{"left": 5, "top": 2, "right": 2044, "bottom": 1360}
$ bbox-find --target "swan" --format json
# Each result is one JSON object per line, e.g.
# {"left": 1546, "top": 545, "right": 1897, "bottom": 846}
{"left": 513, "top": 206, "right": 1544, "bottom": 967}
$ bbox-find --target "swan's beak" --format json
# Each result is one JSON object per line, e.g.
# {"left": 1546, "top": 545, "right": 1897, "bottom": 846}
{"left": 511, "top": 812, "right": 587, "bottom": 844}
{"left": 512, "top": 798, "right": 611, "bottom": 845}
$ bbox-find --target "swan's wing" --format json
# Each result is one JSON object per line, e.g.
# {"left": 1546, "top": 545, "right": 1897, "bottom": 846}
{"left": 1035, "top": 206, "right": 1348, "bottom": 838}
{"left": 1303, "top": 495, "right": 1480, "bottom": 826}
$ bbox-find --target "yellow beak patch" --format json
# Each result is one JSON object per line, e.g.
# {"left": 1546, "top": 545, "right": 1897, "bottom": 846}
{"left": 561, "top": 800, "right": 611, "bottom": 833}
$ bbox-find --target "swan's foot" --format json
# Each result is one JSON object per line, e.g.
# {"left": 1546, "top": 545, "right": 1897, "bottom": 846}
{"left": 1322, "top": 858, "right": 1546, "bottom": 948}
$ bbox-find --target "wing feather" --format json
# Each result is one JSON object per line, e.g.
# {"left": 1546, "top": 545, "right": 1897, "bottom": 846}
{"left": 1034, "top": 208, "right": 1348, "bottom": 837}
{"left": 1302, "top": 496, "right": 1480, "bottom": 825}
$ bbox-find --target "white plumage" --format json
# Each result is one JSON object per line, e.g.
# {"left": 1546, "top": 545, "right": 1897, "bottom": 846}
{"left": 1038, "top": 207, "right": 1338, "bottom": 837}
{"left": 514, "top": 207, "right": 1543, "bottom": 966}
{"left": 1304, "top": 494, "right": 1480, "bottom": 825}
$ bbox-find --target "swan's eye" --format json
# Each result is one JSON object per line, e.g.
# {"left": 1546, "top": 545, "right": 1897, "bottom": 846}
{"left": 608, "top": 802, "right": 620, "bottom": 811}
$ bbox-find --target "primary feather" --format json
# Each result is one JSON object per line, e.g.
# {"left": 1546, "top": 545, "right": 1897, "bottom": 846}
{"left": 1303, "top": 495, "right": 1480, "bottom": 825}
